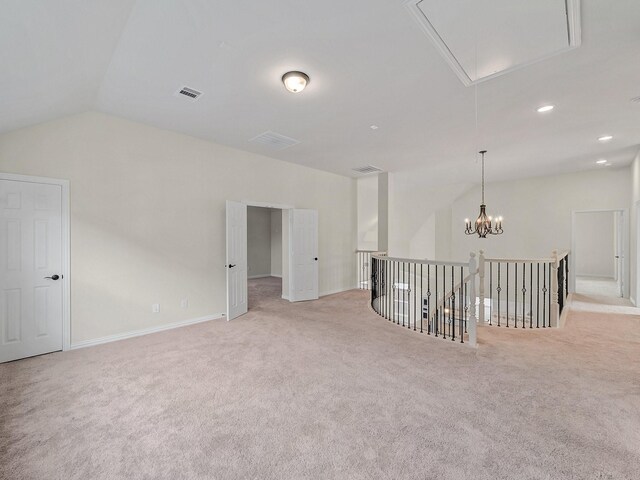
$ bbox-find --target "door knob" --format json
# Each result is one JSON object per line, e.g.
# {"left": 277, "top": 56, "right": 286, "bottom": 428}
{"left": 228, "top": 264, "right": 236, "bottom": 268}
{"left": 44, "top": 274, "right": 61, "bottom": 280}
{"left": 314, "top": 257, "right": 318, "bottom": 261}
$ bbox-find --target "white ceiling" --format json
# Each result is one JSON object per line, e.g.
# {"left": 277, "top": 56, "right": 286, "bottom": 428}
{"left": 1, "top": 0, "right": 639, "bottom": 182}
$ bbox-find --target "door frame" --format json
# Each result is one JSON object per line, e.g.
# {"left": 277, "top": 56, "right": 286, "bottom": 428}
{"left": 570, "top": 208, "right": 629, "bottom": 298}
{"left": 0, "top": 172, "right": 71, "bottom": 351}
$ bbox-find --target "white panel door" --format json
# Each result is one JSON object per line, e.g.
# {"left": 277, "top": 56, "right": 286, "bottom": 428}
{"left": 289, "top": 209, "right": 318, "bottom": 302}
{"left": 226, "top": 200, "right": 247, "bottom": 320}
{"left": 1, "top": 179, "right": 63, "bottom": 363}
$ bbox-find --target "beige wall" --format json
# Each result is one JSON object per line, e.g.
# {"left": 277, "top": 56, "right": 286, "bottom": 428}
{"left": 0, "top": 112, "right": 356, "bottom": 344}
{"left": 247, "top": 207, "right": 272, "bottom": 278}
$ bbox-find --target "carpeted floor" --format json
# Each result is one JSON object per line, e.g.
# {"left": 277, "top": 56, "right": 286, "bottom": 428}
{"left": 1, "top": 277, "right": 639, "bottom": 480}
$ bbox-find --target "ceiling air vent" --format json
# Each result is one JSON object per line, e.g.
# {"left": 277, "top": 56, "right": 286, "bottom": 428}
{"left": 249, "top": 131, "right": 300, "bottom": 150}
{"left": 352, "top": 165, "right": 383, "bottom": 175}
{"left": 175, "top": 86, "right": 202, "bottom": 101}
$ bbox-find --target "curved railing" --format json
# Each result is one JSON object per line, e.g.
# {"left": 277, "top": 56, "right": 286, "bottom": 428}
{"left": 369, "top": 255, "right": 478, "bottom": 347}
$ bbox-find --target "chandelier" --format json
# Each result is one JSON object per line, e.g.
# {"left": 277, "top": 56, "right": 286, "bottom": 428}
{"left": 464, "top": 150, "right": 503, "bottom": 238}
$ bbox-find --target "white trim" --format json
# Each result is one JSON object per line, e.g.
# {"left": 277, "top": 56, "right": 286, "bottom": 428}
{"left": 320, "top": 287, "right": 353, "bottom": 297}
{"left": 570, "top": 208, "right": 629, "bottom": 299}
{"left": 403, "top": 0, "right": 581, "bottom": 87}
{"left": 270, "top": 274, "right": 282, "bottom": 278}
{"left": 630, "top": 297, "right": 636, "bottom": 307}
{"left": 248, "top": 274, "right": 272, "bottom": 279}
{"left": 242, "top": 200, "right": 294, "bottom": 210}
{"left": 281, "top": 294, "right": 289, "bottom": 301}
{"left": 69, "top": 314, "right": 224, "bottom": 350}
{"left": 0, "top": 172, "right": 71, "bottom": 352}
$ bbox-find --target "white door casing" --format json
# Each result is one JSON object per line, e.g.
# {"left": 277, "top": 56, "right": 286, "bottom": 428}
{"left": 1, "top": 177, "right": 66, "bottom": 362}
{"left": 289, "top": 209, "right": 318, "bottom": 302}
{"left": 226, "top": 200, "right": 248, "bottom": 320}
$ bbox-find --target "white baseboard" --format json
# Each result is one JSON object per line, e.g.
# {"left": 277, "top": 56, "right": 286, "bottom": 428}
{"left": 248, "top": 274, "right": 271, "bottom": 279}
{"left": 283, "top": 287, "right": 353, "bottom": 302}
{"left": 320, "top": 286, "right": 354, "bottom": 297}
{"left": 271, "top": 274, "right": 282, "bottom": 278}
{"left": 69, "top": 313, "right": 224, "bottom": 350}
{"left": 631, "top": 296, "right": 636, "bottom": 306}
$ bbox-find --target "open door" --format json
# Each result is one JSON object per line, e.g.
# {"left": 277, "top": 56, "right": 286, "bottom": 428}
{"left": 615, "top": 210, "right": 624, "bottom": 298}
{"left": 289, "top": 209, "right": 319, "bottom": 302}
{"left": 226, "top": 200, "right": 247, "bottom": 320}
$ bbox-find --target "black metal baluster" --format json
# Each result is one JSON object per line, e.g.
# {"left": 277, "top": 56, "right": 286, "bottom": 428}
{"left": 427, "top": 265, "right": 431, "bottom": 335}
{"left": 413, "top": 263, "right": 417, "bottom": 331}
{"left": 548, "top": 264, "right": 552, "bottom": 327}
{"left": 459, "top": 266, "right": 464, "bottom": 343}
{"left": 403, "top": 262, "right": 407, "bottom": 327}
{"left": 497, "top": 263, "right": 501, "bottom": 327}
{"left": 514, "top": 263, "right": 518, "bottom": 328}
{"left": 536, "top": 263, "right": 540, "bottom": 328}
{"left": 529, "top": 262, "right": 533, "bottom": 328}
{"left": 451, "top": 265, "right": 455, "bottom": 341}
{"left": 443, "top": 265, "right": 447, "bottom": 340}
{"left": 434, "top": 266, "right": 438, "bottom": 337}
{"left": 522, "top": 263, "right": 526, "bottom": 329}
{"left": 542, "top": 263, "right": 547, "bottom": 328}
{"left": 506, "top": 263, "right": 509, "bottom": 328}
{"left": 420, "top": 264, "right": 424, "bottom": 333}
{"left": 565, "top": 253, "right": 569, "bottom": 298}
{"left": 489, "top": 262, "right": 493, "bottom": 326}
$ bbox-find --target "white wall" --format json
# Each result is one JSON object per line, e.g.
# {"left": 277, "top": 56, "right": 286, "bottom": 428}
{"left": 247, "top": 207, "right": 272, "bottom": 278}
{"left": 574, "top": 211, "right": 616, "bottom": 278}
{"left": 0, "top": 112, "right": 356, "bottom": 344}
{"left": 357, "top": 175, "right": 378, "bottom": 250}
{"left": 270, "top": 209, "right": 282, "bottom": 277}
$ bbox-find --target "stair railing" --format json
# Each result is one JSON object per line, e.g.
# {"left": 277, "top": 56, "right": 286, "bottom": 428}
{"left": 370, "top": 253, "right": 478, "bottom": 347}
{"left": 478, "top": 249, "right": 570, "bottom": 329}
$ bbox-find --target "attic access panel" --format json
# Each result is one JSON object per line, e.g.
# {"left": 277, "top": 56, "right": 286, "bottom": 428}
{"left": 405, "top": 0, "right": 581, "bottom": 86}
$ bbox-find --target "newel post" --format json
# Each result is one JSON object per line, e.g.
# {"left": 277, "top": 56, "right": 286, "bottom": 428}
{"left": 468, "top": 252, "right": 478, "bottom": 347}
{"left": 478, "top": 250, "right": 485, "bottom": 325}
{"left": 551, "top": 250, "right": 560, "bottom": 328}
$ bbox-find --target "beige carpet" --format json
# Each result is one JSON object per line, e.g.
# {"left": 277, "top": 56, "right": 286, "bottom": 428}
{"left": 1, "top": 277, "right": 639, "bottom": 480}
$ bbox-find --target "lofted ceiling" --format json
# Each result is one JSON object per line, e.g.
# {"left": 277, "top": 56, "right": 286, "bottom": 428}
{"left": 1, "top": 0, "right": 640, "bottom": 182}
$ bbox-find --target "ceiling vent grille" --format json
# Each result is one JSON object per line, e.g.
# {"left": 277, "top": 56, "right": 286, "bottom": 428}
{"left": 352, "top": 165, "right": 383, "bottom": 175}
{"left": 249, "top": 131, "right": 300, "bottom": 150}
{"left": 175, "top": 86, "right": 202, "bottom": 101}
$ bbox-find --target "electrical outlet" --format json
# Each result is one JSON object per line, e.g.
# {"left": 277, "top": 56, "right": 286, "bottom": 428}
{"left": 180, "top": 298, "right": 189, "bottom": 309}
{"left": 152, "top": 303, "right": 160, "bottom": 313}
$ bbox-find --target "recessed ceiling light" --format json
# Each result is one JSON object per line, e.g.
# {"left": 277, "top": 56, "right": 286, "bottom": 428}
{"left": 596, "top": 159, "right": 607, "bottom": 164}
{"left": 537, "top": 105, "right": 554, "bottom": 113}
{"left": 282, "top": 71, "right": 309, "bottom": 93}
{"left": 370, "top": 125, "right": 379, "bottom": 130}
{"left": 598, "top": 135, "right": 613, "bottom": 142}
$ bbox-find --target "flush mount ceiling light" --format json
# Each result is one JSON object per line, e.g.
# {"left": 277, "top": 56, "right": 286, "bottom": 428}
{"left": 282, "top": 71, "right": 309, "bottom": 93}
{"left": 370, "top": 125, "right": 379, "bottom": 130}
{"left": 537, "top": 105, "right": 555, "bottom": 113}
{"left": 596, "top": 159, "right": 608, "bottom": 164}
{"left": 598, "top": 135, "right": 613, "bottom": 142}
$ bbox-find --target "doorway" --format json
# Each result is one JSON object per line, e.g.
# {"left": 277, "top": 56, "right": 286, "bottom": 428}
{"left": 572, "top": 209, "right": 626, "bottom": 298}
{"left": 225, "top": 201, "right": 319, "bottom": 320}
{"left": 247, "top": 206, "right": 283, "bottom": 309}
{"left": 0, "top": 173, "right": 70, "bottom": 363}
